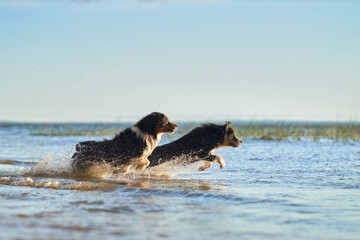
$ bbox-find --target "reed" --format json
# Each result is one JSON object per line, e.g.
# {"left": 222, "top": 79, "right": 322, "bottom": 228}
{"left": 13, "top": 121, "right": 359, "bottom": 142}
{"left": 231, "top": 122, "right": 360, "bottom": 141}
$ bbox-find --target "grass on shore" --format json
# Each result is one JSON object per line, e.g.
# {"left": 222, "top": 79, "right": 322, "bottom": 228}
{"left": 14, "top": 121, "right": 360, "bottom": 142}
{"left": 231, "top": 122, "right": 360, "bottom": 142}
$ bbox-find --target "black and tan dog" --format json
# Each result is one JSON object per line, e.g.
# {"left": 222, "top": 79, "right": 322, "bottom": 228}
{"left": 71, "top": 112, "right": 177, "bottom": 175}
{"left": 148, "top": 122, "right": 242, "bottom": 171}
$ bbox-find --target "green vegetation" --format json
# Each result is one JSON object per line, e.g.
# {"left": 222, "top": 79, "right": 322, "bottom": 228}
{"left": 31, "top": 123, "right": 124, "bottom": 137}
{"left": 230, "top": 122, "right": 360, "bottom": 142}
{"left": 1, "top": 121, "right": 359, "bottom": 142}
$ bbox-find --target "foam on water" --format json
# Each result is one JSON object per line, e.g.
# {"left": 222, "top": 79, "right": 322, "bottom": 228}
{"left": 0, "top": 176, "right": 119, "bottom": 191}
{"left": 0, "top": 157, "right": 211, "bottom": 193}
{"left": 22, "top": 153, "right": 204, "bottom": 181}
{"left": 0, "top": 153, "right": 207, "bottom": 192}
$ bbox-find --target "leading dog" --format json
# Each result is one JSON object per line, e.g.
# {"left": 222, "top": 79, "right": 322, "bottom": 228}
{"left": 71, "top": 112, "right": 177, "bottom": 175}
{"left": 148, "top": 122, "right": 241, "bottom": 171}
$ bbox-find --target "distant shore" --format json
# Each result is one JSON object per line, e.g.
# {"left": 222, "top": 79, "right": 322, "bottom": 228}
{"left": 1, "top": 121, "right": 359, "bottom": 142}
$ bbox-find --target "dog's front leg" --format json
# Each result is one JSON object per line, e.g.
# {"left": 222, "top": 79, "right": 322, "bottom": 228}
{"left": 198, "top": 161, "right": 212, "bottom": 171}
{"left": 135, "top": 158, "right": 150, "bottom": 171}
{"left": 113, "top": 165, "right": 131, "bottom": 174}
{"left": 214, "top": 155, "right": 225, "bottom": 168}
{"left": 203, "top": 154, "right": 225, "bottom": 169}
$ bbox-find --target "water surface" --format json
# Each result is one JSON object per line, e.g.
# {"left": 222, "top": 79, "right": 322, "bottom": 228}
{"left": 1, "top": 123, "right": 360, "bottom": 239}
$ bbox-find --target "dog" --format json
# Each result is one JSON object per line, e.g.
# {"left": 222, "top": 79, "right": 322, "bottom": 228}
{"left": 148, "top": 122, "right": 241, "bottom": 171}
{"left": 71, "top": 112, "right": 177, "bottom": 175}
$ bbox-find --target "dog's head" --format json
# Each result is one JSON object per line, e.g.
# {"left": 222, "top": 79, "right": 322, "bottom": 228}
{"left": 220, "top": 121, "right": 242, "bottom": 148}
{"left": 136, "top": 112, "right": 177, "bottom": 136}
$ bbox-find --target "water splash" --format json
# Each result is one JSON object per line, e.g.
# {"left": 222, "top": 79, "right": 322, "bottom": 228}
{"left": 20, "top": 152, "right": 204, "bottom": 182}
{"left": 144, "top": 159, "right": 202, "bottom": 178}
{"left": 0, "top": 177, "right": 119, "bottom": 191}
{"left": 24, "top": 155, "right": 74, "bottom": 178}
{"left": 84, "top": 157, "right": 202, "bottom": 180}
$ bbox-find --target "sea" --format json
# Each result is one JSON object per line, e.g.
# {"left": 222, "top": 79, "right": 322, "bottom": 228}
{"left": 0, "top": 122, "right": 360, "bottom": 240}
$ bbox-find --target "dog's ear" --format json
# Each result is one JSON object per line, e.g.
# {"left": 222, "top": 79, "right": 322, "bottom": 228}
{"left": 225, "top": 121, "right": 231, "bottom": 132}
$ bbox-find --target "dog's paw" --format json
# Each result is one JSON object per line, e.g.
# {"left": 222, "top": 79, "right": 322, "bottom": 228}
{"left": 215, "top": 155, "right": 225, "bottom": 169}
{"left": 198, "top": 166, "right": 208, "bottom": 171}
{"left": 135, "top": 159, "right": 150, "bottom": 171}
{"left": 198, "top": 161, "right": 212, "bottom": 171}
{"left": 135, "top": 164, "right": 147, "bottom": 171}
{"left": 113, "top": 165, "right": 130, "bottom": 174}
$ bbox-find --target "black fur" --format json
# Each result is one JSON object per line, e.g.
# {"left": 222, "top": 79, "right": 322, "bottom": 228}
{"left": 148, "top": 123, "right": 241, "bottom": 168}
{"left": 71, "top": 128, "right": 146, "bottom": 172}
{"left": 71, "top": 112, "right": 175, "bottom": 173}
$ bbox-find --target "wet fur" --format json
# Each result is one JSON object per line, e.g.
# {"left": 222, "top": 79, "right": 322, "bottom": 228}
{"left": 71, "top": 112, "right": 176, "bottom": 175}
{"left": 148, "top": 122, "right": 241, "bottom": 171}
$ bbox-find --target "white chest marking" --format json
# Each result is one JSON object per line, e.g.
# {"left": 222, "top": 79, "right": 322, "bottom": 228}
{"left": 131, "top": 126, "right": 162, "bottom": 159}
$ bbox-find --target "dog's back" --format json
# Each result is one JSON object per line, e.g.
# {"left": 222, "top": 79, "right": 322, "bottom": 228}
{"left": 148, "top": 122, "right": 241, "bottom": 170}
{"left": 72, "top": 128, "right": 146, "bottom": 172}
{"left": 148, "top": 124, "right": 224, "bottom": 167}
{"left": 71, "top": 112, "right": 178, "bottom": 174}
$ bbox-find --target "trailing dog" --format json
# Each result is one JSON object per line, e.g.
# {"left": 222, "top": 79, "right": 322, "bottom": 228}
{"left": 148, "top": 122, "right": 242, "bottom": 171}
{"left": 71, "top": 112, "right": 177, "bottom": 175}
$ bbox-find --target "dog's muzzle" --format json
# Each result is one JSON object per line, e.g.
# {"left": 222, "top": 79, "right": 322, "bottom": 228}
{"left": 165, "top": 122, "right": 177, "bottom": 133}
{"left": 158, "top": 122, "right": 177, "bottom": 134}
{"left": 229, "top": 138, "right": 242, "bottom": 148}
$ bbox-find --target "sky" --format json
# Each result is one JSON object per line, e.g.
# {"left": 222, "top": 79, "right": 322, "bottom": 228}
{"left": 0, "top": 0, "right": 359, "bottom": 122}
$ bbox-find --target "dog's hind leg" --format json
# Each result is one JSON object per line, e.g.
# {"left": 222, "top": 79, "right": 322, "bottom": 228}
{"left": 198, "top": 160, "right": 212, "bottom": 171}
{"left": 135, "top": 158, "right": 150, "bottom": 171}
{"left": 113, "top": 165, "right": 131, "bottom": 174}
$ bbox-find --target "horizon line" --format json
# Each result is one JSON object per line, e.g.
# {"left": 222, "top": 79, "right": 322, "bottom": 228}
{"left": 1, "top": 118, "right": 359, "bottom": 124}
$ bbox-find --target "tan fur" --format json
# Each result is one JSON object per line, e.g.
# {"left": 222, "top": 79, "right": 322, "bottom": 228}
{"left": 113, "top": 126, "right": 162, "bottom": 174}
{"left": 198, "top": 161, "right": 212, "bottom": 171}
{"left": 156, "top": 122, "right": 177, "bottom": 134}
{"left": 198, "top": 154, "right": 225, "bottom": 171}
{"left": 215, "top": 155, "right": 225, "bottom": 168}
{"left": 88, "top": 163, "right": 117, "bottom": 178}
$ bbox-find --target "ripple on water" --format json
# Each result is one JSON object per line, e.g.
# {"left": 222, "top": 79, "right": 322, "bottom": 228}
{"left": 1, "top": 136, "right": 360, "bottom": 240}
{"left": 0, "top": 177, "right": 120, "bottom": 191}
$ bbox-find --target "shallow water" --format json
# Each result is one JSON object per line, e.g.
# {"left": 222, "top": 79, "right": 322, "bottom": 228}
{"left": 1, "top": 124, "right": 360, "bottom": 240}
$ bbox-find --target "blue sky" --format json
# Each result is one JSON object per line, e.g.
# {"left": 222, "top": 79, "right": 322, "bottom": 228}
{"left": 0, "top": 0, "right": 359, "bottom": 122}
